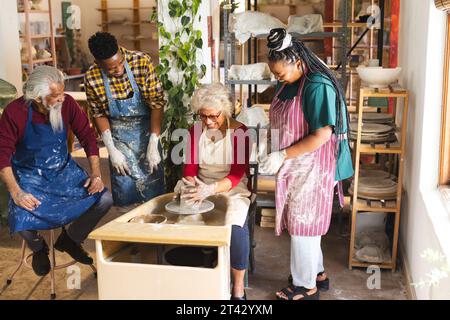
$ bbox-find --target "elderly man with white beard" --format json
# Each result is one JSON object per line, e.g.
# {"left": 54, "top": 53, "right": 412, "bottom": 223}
{"left": 0, "top": 66, "right": 113, "bottom": 277}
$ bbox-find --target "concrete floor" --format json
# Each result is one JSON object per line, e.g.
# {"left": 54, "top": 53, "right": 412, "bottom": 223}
{"left": 0, "top": 148, "right": 409, "bottom": 300}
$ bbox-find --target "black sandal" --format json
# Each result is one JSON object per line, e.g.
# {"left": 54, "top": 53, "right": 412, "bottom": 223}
{"left": 231, "top": 290, "right": 247, "bottom": 300}
{"left": 276, "top": 285, "right": 320, "bottom": 300}
{"left": 288, "top": 272, "right": 330, "bottom": 292}
{"left": 316, "top": 272, "right": 330, "bottom": 291}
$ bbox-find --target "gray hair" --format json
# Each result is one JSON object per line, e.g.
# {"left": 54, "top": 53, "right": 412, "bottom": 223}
{"left": 191, "top": 83, "right": 233, "bottom": 118}
{"left": 23, "top": 66, "right": 65, "bottom": 102}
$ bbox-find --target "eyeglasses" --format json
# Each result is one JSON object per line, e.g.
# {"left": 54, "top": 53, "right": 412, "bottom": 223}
{"left": 198, "top": 111, "right": 222, "bottom": 122}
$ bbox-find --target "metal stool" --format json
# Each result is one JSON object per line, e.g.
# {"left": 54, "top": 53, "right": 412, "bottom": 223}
{"left": 5, "top": 228, "right": 97, "bottom": 300}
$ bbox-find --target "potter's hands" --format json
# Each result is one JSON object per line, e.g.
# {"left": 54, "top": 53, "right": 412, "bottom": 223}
{"left": 183, "top": 176, "right": 217, "bottom": 206}
{"left": 146, "top": 133, "right": 161, "bottom": 174}
{"left": 258, "top": 149, "right": 287, "bottom": 175}
{"left": 172, "top": 177, "right": 195, "bottom": 200}
{"left": 102, "top": 129, "right": 131, "bottom": 176}
{"left": 12, "top": 189, "right": 41, "bottom": 211}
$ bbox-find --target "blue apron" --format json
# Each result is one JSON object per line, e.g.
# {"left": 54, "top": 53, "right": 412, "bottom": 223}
{"left": 8, "top": 105, "right": 104, "bottom": 233}
{"left": 101, "top": 60, "right": 164, "bottom": 206}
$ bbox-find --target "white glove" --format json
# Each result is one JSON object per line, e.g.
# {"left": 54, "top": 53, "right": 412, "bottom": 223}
{"left": 173, "top": 177, "right": 195, "bottom": 200}
{"left": 102, "top": 129, "right": 131, "bottom": 176}
{"left": 258, "top": 149, "right": 287, "bottom": 175}
{"left": 146, "top": 133, "right": 162, "bottom": 174}
{"left": 257, "top": 128, "right": 270, "bottom": 160}
{"left": 183, "top": 176, "right": 217, "bottom": 205}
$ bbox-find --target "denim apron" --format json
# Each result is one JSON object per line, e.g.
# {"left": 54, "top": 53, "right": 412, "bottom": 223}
{"left": 101, "top": 61, "right": 164, "bottom": 206}
{"left": 8, "top": 105, "right": 103, "bottom": 233}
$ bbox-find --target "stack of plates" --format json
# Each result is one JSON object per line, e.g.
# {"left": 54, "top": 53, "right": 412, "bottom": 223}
{"left": 349, "top": 122, "right": 396, "bottom": 144}
{"left": 349, "top": 174, "right": 397, "bottom": 200}
{"left": 362, "top": 113, "right": 394, "bottom": 124}
{"left": 359, "top": 169, "right": 392, "bottom": 179}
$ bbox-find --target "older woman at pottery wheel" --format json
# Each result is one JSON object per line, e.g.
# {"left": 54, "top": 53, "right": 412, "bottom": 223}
{"left": 173, "top": 83, "right": 251, "bottom": 300}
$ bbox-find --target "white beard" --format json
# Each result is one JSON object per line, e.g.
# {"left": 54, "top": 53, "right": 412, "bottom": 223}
{"left": 45, "top": 102, "right": 64, "bottom": 133}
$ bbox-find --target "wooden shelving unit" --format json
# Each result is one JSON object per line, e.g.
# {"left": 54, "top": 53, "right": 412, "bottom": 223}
{"left": 97, "top": 0, "right": 157, "bottom": 55}
{"left": 328, "top": 0, "right": 394, "bottom": 111}
{"left": 18, "top": 0, "right": 57, "bottom": 73}
{"left": 348, "top": 85, "right": 409, "bottom": 271}
{"left": 223, "top": 0, "right": 350, "bottom": 108}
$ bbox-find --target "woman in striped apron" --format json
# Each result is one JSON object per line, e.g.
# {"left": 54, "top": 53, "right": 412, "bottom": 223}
{"left": 258, "top": 29, "right": 354, "bottom": 300}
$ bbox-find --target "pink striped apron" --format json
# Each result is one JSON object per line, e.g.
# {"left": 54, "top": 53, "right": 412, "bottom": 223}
{"left": 270, "top": 75, "right": 337, "bottom": 237}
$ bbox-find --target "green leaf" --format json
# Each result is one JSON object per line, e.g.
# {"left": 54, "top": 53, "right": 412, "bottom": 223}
{"left": 192, "top": 0, "right": 201, "bottom": 15}
{"left": 161, "top": 58, "right": 169, "bottom": 67}
{"left": 168, "top": 87, "right": 179, "bottom": 99}
{"left": 177, "top": 48, "right": 189, "bottom": 64}
{"left": 194, "top": 38, "right": 203, "bottom": 49}
{"left": 181, "top": 16, "right": 190, "bottom": 26}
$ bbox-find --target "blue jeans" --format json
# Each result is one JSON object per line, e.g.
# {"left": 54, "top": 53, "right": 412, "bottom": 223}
{"left": 230, "top": 217, "right": 249, "bottom": 270}
{"left": 19, "top": 191, "right": 113, "bottom": 252}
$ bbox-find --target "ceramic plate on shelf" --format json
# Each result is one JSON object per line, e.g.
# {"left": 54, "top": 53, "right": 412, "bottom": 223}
{"left": 349, "top": 176, "right": 398, "bottom": 200}
{"left": 349, "top": 133, "right": 397, "bottom": 144}
{"left": 362, "top": 113, "right": 394, "bottom": 123}
{"left": 359, "top": 169, "right": 393, "bottom": 179}
{"left": 349, "top": 122, "right": 394, "bottom": 134}
{"left": 165, "top": 199, "right": 215, "bottom": 215}
{"left": 357, "top": 176, "right": 397, "bottom": 188}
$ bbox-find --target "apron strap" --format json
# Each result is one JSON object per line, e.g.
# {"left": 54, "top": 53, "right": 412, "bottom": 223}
{"left": 101, "top": 59, "right": 141, "bottom": 102}
{"left": 274, "top": 72, "right": 308, "bottom": 100}
{"left": 101, "top": 70, "right": 114, "bottom": 103}
{"left": 274, "top": 82, "right": 287, "bottom": 98}
{"left": 297, "top": 74, "right": 307, "bottom": 96}
{"left": 26, "top": 103, "right": 33, "bottom": 127}
{"left": 123, "top": 60, "right": 140, "bottom": 93}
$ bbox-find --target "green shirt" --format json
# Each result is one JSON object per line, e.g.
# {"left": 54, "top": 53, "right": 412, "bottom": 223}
{"left": 275, "top": 73, "right": 354, "bottom": 181}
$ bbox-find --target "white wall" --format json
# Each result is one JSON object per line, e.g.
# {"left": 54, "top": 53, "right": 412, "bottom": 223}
{"left": 0, "top": 0, "right": 23, "bottom": 94}
{"left": 398, "top": 0, "right": 450, "bottom": 299}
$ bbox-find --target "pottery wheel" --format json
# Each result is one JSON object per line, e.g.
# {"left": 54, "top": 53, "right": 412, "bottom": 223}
{"left": 165, "top": 199, "right": 215, "bottom": 215}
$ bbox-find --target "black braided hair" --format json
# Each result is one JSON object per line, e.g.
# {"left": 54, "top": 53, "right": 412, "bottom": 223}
{"left": 267, "top": 28, "right": 350, "bottom": 159}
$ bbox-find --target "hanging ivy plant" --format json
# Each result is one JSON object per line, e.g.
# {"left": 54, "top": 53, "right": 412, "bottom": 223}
{"left": 151, "top": 0, "right": 206, "bottom": 191}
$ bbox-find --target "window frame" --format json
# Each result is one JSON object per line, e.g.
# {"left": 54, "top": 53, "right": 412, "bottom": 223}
{"left": 439, "top": 15, "right": 450, "bottom": 185}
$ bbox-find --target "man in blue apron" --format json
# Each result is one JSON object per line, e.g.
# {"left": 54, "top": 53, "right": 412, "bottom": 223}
{"left": 84, "top": 32, "right": 165, "bottom": 207}
{"left": 0, "top": 66, "right": 113, "bottom": 276}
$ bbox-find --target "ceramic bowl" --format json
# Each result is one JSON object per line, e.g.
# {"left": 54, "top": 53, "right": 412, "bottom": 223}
{"left": 356, "top": 66, "right": 402, "bottom": 88}
{"left": 128, "top": 214, "right": 167, "bottom": 224}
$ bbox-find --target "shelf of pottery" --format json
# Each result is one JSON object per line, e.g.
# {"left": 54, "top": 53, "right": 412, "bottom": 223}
{"left": 17, "top": 0, "right": 57, "bottom": 76}
{"left": 347, "top": 84, "right": 408, "bottom": 271}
